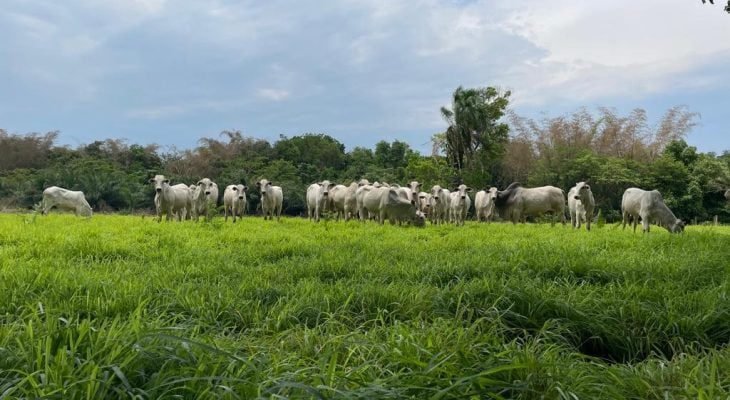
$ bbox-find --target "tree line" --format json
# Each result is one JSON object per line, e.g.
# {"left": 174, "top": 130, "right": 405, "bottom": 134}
{"left": 1, "top": 87, "right": 729, "bottom": 222}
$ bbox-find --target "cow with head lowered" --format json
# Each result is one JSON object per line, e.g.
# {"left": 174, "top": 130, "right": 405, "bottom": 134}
{"left": 41, "top": 186, "right": 93, "bottom": 217}
{"left": 495, "top": 183, "right": 566, "bottom": 225}
{"left": 622, "top": 188, "right": 684, "bottom": 234}
{"left": 149, "top": 174, "right": 191, "bottom": 222}
{"left": 256, "top": 179, "right": 283, "bottom": 221}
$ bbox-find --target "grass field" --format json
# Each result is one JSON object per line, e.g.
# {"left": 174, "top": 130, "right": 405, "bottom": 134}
{"left": 1, "top": 213, "right": 729, "bottom": 399}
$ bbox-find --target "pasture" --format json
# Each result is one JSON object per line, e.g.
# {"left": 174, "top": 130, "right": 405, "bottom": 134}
{"left": 1, "top": 214, "right": 729, "bottom": 399}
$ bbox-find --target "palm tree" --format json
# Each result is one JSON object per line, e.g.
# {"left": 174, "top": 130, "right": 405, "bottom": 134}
{"left": 440, "top": 86, "right": 511, "bottom": 173}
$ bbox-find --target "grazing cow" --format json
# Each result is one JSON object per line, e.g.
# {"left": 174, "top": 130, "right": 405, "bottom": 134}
{"left": 223, "top": 184, "right": 247, "bottom": 222}
{"left": 430, "top": 185, "right": 451, "bottom": 225}
{"left": 495, "top": 183, "right": 566, "bottom": 225}
{"left": 621, "top": 188, "right": 684, "bottom": 233}
{"left": 41, "top": 186, "right": 93, "bottom": 217}
{"left": 449, "top": 184, "right": 472, "bottom": 226}
{"left": 474, "top": 187, "right": 498, "bottom": 222}
{"left": 149, "top": 175, "right": 191, "bottom": 222}
{"left": 306, "top": 180, "right": 334, "bottom": 222}
{"left": 256, "top": 179, "right": 283, "bottom": 221}
{"left": 191, "top": 178, "right": 219, "bottom": 221}
{"left": 568, "top": 182, "right": 596, "bottom": 231}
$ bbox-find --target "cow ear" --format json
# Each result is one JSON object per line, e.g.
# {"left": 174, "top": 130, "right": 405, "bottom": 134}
{"left": 197, "top": 180, "right": 203, "bottom": 185}
{"left": 148, "top": 178, "right": 154, "bottom": 183}
{"left": 466, "top": 187, "right": 472, "bottom": 192}
{"left": 243, "top": 186, "right": 248, "bottom": 191}
{"left": 267, "top": 182, "right": 272, "bottom": 187}
{"left": 256, "top": 181, "right": 261, "bottom": 187}
{"left": 163, "top": 179, "right": 170, "bottom": 184}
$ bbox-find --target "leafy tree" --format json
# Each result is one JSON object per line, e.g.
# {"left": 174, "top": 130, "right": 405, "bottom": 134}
{"left": 439, "top": 86, "right": 510, "bottom": 177}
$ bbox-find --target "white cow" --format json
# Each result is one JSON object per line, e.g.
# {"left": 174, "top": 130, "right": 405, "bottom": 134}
{"left": 407, "top": 181, "right": 422, "bottom": 200}
{"left": 191, "top": 178, "right": 219, "bottom": 221}
{"left": 417, "top": 192, "right": 432, "bottom": 218}
{"left": 357, "top": 185, "right": 382, "bottom": 221}
{"left": 41, "top": 186, "right": 93, "bottom": 217}
{"left": 359, "top": 186, "right": 421, "bottom": 225}
{"left": 568, "top": 182, "right": 596, "bottom": 231}
{"left": 330, "top": 181, "right": 362, "bottom": 221}
{"left": 495, "top": 183, "right": 566, "bottom": 225}
{"left": 306, "top": 180, "right": 334, "bottom": 222}
{"left": 223, "top": 184, "right": 247, "bottom": 222}
{"left": 449, "top": 184, "right": 472, "bottom": 226}
{"left": 430, "top": 185, "right": 451, "bottom": 225}
{"left": 621, "top": 188, "right": 684, "bottom": 233}
{"left": 256, "top": 179, "right": 283, "bottom": 221}
{"left": 474, "top": 187, "right": 498, "bottom": 222}
{"left": 149, "top": 175, "right": 191, "bottom": 222}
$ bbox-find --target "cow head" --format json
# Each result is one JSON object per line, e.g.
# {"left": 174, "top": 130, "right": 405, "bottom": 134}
{"left": 232, "top": 184, "right": 247, "bottom": 200}
{"left": 256, "top": 179, "right": 271, "bottom": 196}
{"left": 574, "top": 182, "right": 591, "bottom": 200}
{"left": 409, "top": 181, "right": 422, "bottom": 193}
{"left": 79, "top": 204, "right": 93, "bottom": 218}
{"left": 488, "top": 187, "right": 498, "bottom": 201}
{"left": 413, "top": 210, "right": 426, "bottom": 227}
{"left": 454, "top": 184, "right": 472, "bottom": 200}
{"left": 149, "top": 175, "right": 169, "bottom": 193}
{"left": 319, "top": 180, "right": 334, "bottom": 197}
{"left": 357, "top": 179, "right": 370, "bottom": 187}
{"left": 671, "top": 219, "right": 685, "bottom": 234}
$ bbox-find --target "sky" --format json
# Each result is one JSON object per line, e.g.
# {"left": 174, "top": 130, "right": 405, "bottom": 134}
{"left": 1, "top": 0, "right": 729, "bottom": 154}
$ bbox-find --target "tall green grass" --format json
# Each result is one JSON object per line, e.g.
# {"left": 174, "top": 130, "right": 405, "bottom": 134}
{"left": 1, "top": 214, "right": 729, "bottom": 398}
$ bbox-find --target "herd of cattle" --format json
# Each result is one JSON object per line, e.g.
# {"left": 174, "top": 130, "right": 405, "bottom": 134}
{"left": 36, "top": 173, "right": 709, "bottom": 234}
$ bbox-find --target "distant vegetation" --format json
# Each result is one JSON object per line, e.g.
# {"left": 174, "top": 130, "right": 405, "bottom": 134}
{"left": 1, "top": 87, "right": 729, "bottom": 222}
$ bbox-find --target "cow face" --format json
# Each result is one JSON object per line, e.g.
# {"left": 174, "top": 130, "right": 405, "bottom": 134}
{"left": 233, "top": 184, "right": 247, "bottom": 200}
{"left": 320, "top": 180, "right": 333, "bottom": 197}
{"left": 197, "top": 178, "right": 215, "bottom": 195}
{"left": 409, "top": 181, "right": 422, "bottom": 194}
{"left": 357, "top": 179, "right": 370, "bottom": 187}
{"left": 488, "top": 187, "right": 498, "bottom": 202}
{"left": 257, "top": 179, "right": 271, "bottom": 197}
{"left": 454, "top": 184, "right": 472, "bottom": 200}
{"left": 149, "top": 175, "right": 169, "bottom": 193}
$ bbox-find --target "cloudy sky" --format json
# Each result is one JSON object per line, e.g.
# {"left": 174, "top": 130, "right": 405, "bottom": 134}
{"left": 1, "top": 0, "right": 729, "bottom": 153}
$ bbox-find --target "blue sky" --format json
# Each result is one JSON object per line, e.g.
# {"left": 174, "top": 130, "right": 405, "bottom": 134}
{"left": 1, "top": 0, "right": 729, "bottom": 154}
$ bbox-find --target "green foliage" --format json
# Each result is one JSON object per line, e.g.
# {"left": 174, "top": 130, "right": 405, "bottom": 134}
{"left": 440, "top": 86, "right": 510, "bottom": 175}
{"left": 1, "top": 215, "right": 730, "bottom": 398}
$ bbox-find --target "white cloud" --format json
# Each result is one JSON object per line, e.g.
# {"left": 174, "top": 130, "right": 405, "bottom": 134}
{"left": 257, "top": 88, "right": 291, "bottom": 102}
